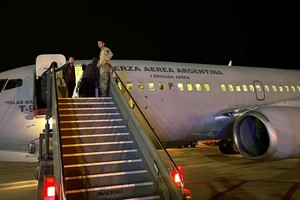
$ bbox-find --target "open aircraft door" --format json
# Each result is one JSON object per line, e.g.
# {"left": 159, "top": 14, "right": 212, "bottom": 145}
{"left": 36, "top": 54, "right": 66, "bottom": 77}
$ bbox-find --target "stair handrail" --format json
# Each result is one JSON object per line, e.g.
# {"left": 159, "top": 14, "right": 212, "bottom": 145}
{"left": 109, "top": 66, "right": 186, "bottom": 199}
{"left": 50, "top": 63, "right": 67, "bottom": 200}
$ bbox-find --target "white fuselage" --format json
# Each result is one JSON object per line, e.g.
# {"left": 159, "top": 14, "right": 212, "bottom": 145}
{"left": 0, "top": 65, "right": 42, "bottom": 161}
{"left": 1, "top": 58, "right": 300, "bottom": 161}
{"left": 109, "top": 60, "right": 300, "bottom": 146}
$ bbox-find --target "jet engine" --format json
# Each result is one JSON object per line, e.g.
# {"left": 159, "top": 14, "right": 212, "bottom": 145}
{"left": 233, "top": 106, "right": 300, "bottom": 161}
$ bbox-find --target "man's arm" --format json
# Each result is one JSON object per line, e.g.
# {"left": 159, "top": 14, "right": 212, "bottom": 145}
{"left": 103, "top": 47, "right": 113, "bottom": 64}
{"left": 55, "top": 63, "right": 68, "bottom": 72}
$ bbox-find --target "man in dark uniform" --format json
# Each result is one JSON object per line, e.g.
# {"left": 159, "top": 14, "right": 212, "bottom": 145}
{"left": 81, "top": 57, "right": 100, "bottom": 97}
{"left": 56, "top": 56, "right": 76, "bottom": 97}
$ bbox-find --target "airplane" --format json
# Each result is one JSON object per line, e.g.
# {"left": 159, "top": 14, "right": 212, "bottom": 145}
{"left": 1, "top": 54, "right": 300, "bottom": 162}
{"left": 0, "top": 54, "right": 66, "bottom": 162}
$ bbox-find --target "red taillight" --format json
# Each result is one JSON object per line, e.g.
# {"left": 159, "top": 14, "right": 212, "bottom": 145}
{"left": 184, "top": 188, "right": 192, "bottom": 199}
{"left": 43, "top": 176, "right": 56, "bottom": 200}
{"left": 171, "top": 164, "right": 184, "bottom": 187}
{"left": 171, "top": 165, "right": 193, "bottom": 198}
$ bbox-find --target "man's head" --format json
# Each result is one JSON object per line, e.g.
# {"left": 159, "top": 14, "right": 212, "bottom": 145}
{"left": 97, "top": 40, "right": 105, "bottom": 49}
{"left": 92, "top": 57, "right": 99, "bottom": 65}
{"left": 68, "top": 56, "right": 75, "bottom": 64}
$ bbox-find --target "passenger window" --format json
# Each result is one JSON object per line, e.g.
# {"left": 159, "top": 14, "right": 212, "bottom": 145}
{"left": 204, "top": 83, "right": 210, "bottom": 91}
{"left": 285, "top": 85, "right": 289, "bottom": 92}
{"left": 158, "top": 82, "right": 164, "bottom": 90}
{"left": 264, "top": 85, "right": 270, "bottom": 92}
{"left": 0, "top": 79, "right": 8, "bottom": 92}
{"left": 255, "top": 84, "right": 262, "bottom": 92}
{"left": 138, "top": 82, "right": 144, "bottom": 90}
{"left": 126, "top": 82, "right": 133, "bottom": 91}
{"left": 291, "top": 86, "right": 296, "bottom": 92}
{"left": 177, "top": 83, "right": 184, "bottom": 91}
{"left": 118, "top": 82, "right": 122, "bottom": 90}
{"left": 195, "top": 84, "right": 201, "bottom": 91}
{"left": 235, "top": 85, "right": 241, "bottom": 92}
{"left": 220, "top": 84, "right": 226, "bottom": 92}
{"left": 242, "top": 84, "right": 248, "bottom": 92}
{"left": 4, "top": 79, "right": 23, "bottom": 91}
{"left": 187, "top": 83, "right": 193, "bottom": 91}
{"left": 249, "top": 85, "right": 255, "bottom": 92}
{"left": 148, "top": 83, "right": 155, "bottom": 91}
{"left": 297, "top": 86, "right": 300, "bottom": 92}
{"left": 168, "top": 82, "right": 174, "bottom": 90}
{"left": 278, "top": 86, "right": 283, "bottom": 92}
{"left": 228, "top": 84, "right": 234, "bottom": 92}
{"left": 129, "top": 98, "right": 134, "bottom": 109}
{"left": 272, "top": 85, "right": 277, "bottom": 92}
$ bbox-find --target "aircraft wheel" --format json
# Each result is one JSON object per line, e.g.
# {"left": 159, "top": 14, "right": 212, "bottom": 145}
{"left": 218, "top": 139, "right": 229, "bottom": 154}
{"left": 190, "top": 141, "right": 197, "bottom": 147}
{"left": 190, "top": 143, "right": 197, "bottom": 147}
{"left": 218, "top": 139, "right": 239, "bottom": 154}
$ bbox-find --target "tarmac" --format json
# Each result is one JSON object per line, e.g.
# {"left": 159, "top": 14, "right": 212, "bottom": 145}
{"left": 167, "top": 143, "right": 300, "bottom": 200}
{"left": 1, "top": 143, "right": 300, "bottom": 200}
{"left": 0, "top": 161, "right": 38, "bottom": 200}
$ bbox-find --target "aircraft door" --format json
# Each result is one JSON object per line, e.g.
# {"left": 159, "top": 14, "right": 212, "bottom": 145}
{"left": 253, "top": 80, "right": 265, "bottom": 101}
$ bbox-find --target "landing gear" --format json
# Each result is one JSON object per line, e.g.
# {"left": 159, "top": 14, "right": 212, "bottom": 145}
{"left": 218, "top": 139, "right": 239, "bottom": 154}
{"left": 190, "top": 142, "right": 197, "bottom": 147}
{"left": 181, "top": 141, "right": 197, "bottom": 148}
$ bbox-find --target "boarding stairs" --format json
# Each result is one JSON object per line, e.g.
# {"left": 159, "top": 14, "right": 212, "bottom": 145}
{"left": 57, "top": 97, "right": 160, "bottom": 200}
{"left": 34, "top": 55, "right": 188, "bottom": 200}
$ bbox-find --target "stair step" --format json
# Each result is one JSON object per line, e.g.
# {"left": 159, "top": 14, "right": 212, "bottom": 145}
{"left": 58, "top": 101, "right": 115, "bottom": 108}
{"left": 63, "top": 159, "right": 145, "bottom": 176}
{"left": 62, "top": 140, "right": 133, "bottom": 147}
{"left": 61, "top": 132, "right": 130, "bottom": 144}
{"left": 64, "top": 159, "right": 143, "bottom": 168}
{"left": 59, "top": 118, "right": 124, "bottom": 128}
{"left": 61, "top": 132, "right": 129, "bottom": 138}
{"left": 61, "top": 125, "right": 126, "bottom": 131}
{"left": 62, "top": 141, "right": 136, "bottom": 154}
{"left": 63, "top": 149, "right": 137, "bottom": 156}
{"left": 61, "top": 142, "right": 136, "bottom": 154}
{"left": 60, "top": 125, "right": 127, "bottom": 135}
{"left": 58, "top": 97, "right": 112, "bottom": 102}
{"left": 65, "top": 182, "right": 157, "bottom": 200}
{"left": 58, "top": 106, "right": 118, "bottom": 114}
{"left": 63, "top": 149, "right": 140, "bottom": 164}
{"left": 59, "top": 112, "right": 120, "bottom": 120}
{"left": 64, "top": 170, "right": 149, "bottom": 190}
{"left": 123, "top": 195, "right": 161, "bottom": 200}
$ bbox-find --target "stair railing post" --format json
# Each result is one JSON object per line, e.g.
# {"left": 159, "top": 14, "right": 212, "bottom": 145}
{"left": 44, "top": 61, "right": 57, "bottom": 159}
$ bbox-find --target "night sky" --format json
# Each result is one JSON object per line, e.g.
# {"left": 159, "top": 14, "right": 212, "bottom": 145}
{"left": 0, "top": 1, "right": 298, "bottom": 72}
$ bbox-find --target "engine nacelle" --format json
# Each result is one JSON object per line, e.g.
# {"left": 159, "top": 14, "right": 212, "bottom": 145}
{"left": 233, "top": 106, "right": 300, "bottom": 161}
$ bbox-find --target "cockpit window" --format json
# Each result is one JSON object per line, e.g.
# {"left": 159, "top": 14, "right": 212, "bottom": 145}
{"left": 0, "top": 79, "right": 8, "bottom": 92}
{"left": 4, "top": 79, "right": 23, "bottom": 91}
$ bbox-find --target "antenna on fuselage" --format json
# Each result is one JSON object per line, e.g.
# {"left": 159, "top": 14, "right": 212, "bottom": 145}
{"left": 228, "top": 60, "right": 232, "bottom": 66}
